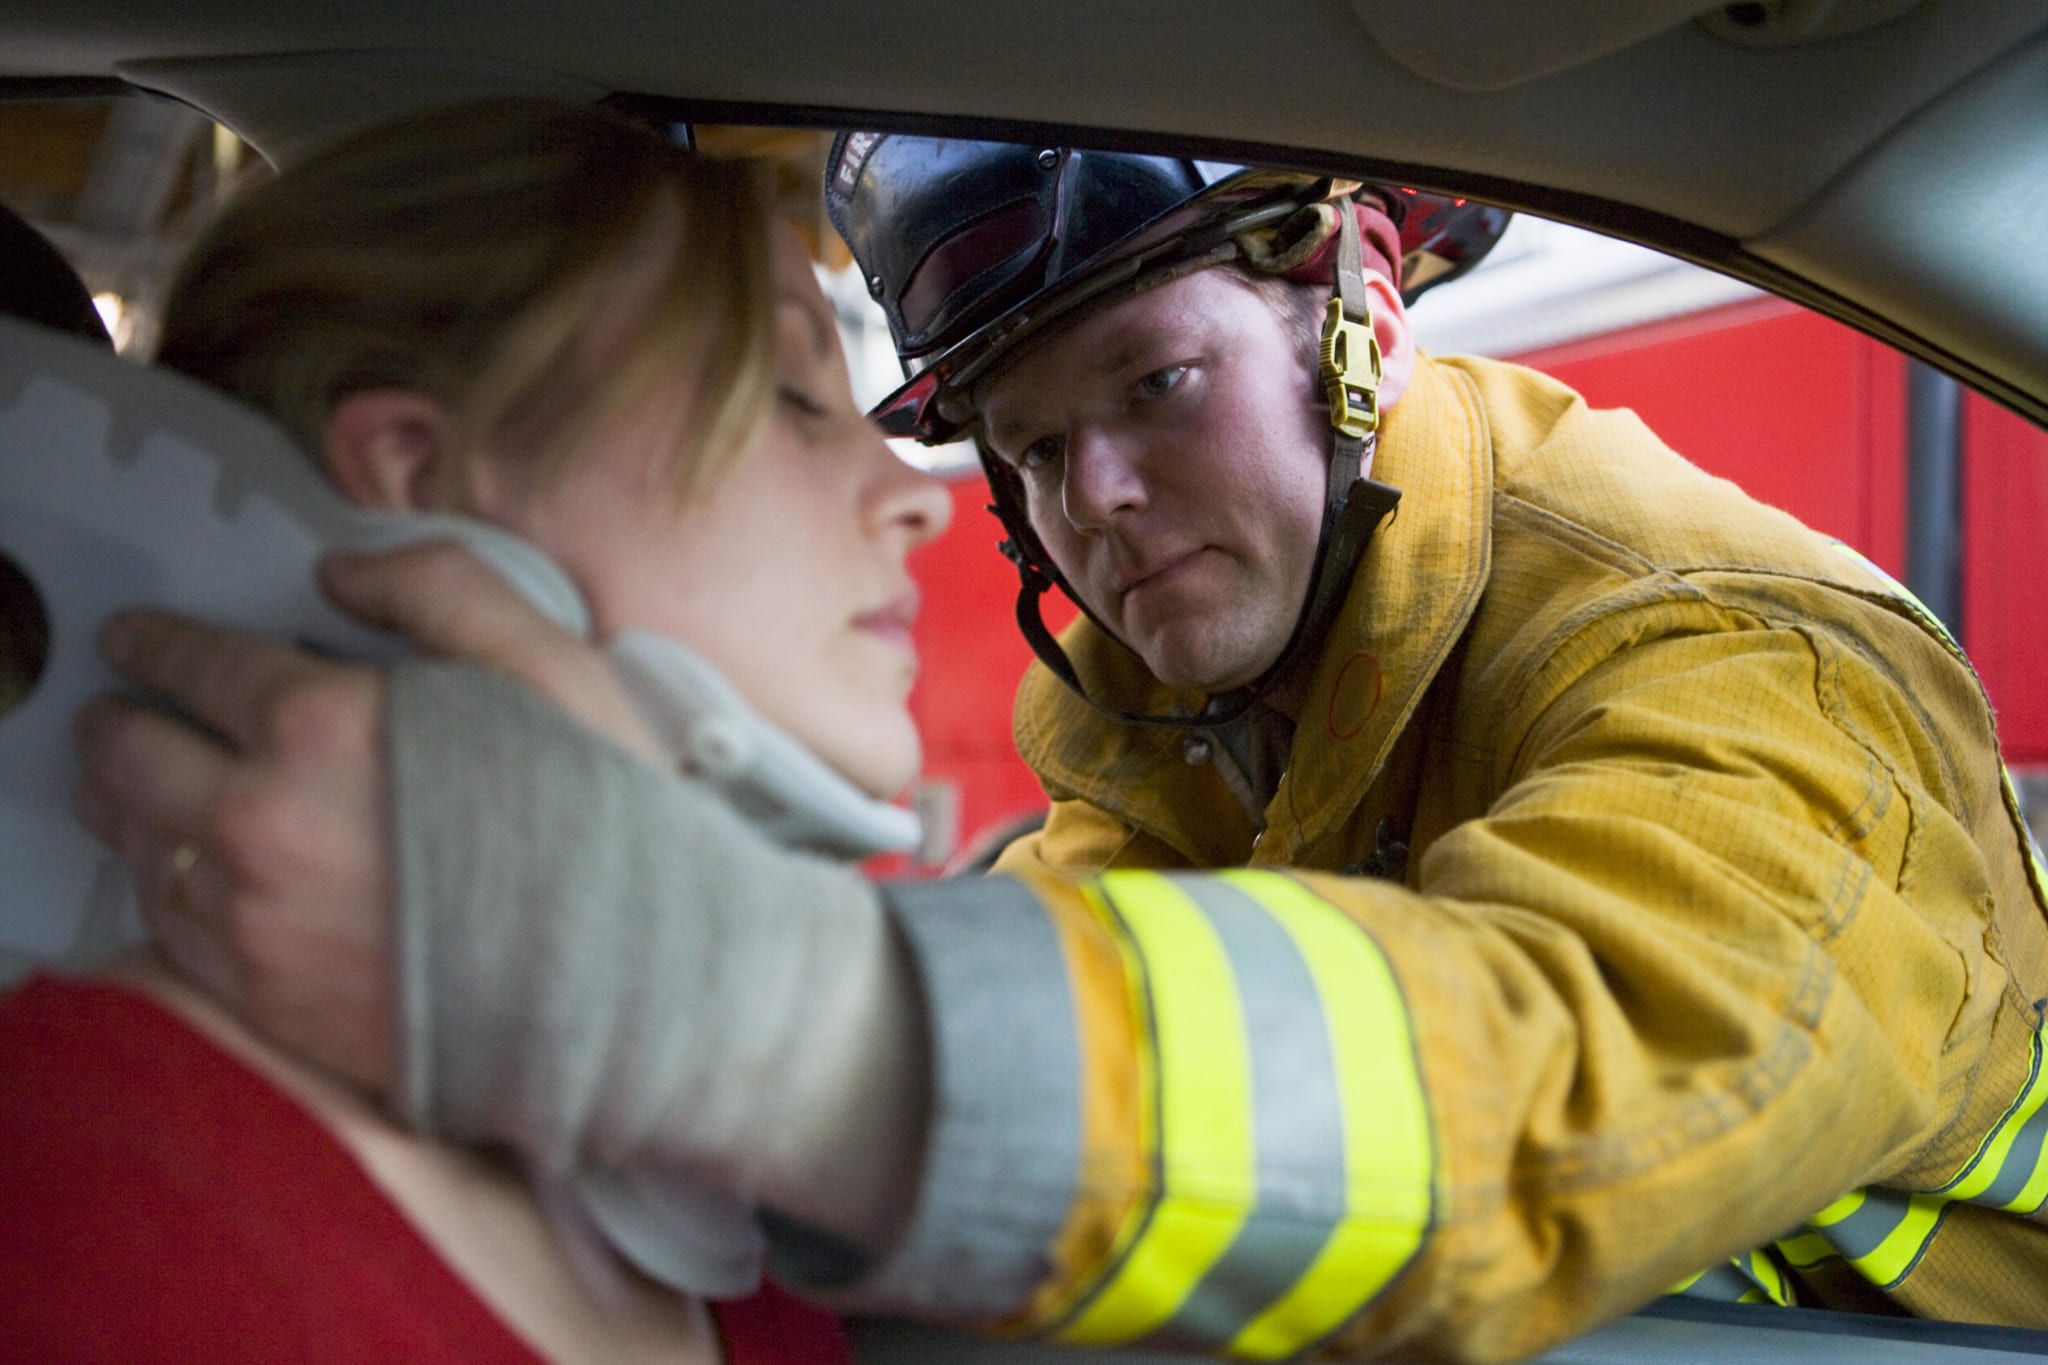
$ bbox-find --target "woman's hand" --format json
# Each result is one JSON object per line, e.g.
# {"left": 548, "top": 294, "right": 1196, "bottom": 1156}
{"left": 72, "top": 539, "right": 657, "bottom": 1095}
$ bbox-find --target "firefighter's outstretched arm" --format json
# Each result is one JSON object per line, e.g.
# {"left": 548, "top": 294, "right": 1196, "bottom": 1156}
{"left": 368, "top": 615, "right": 1983, "bottom": 1365}
{"left": 382, "top": 658, "right": 934, "bottom": 1252}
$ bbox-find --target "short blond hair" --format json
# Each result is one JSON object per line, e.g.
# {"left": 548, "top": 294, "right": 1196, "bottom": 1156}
{"left": 155, "top": 98, "right": 774, "bottom": 503}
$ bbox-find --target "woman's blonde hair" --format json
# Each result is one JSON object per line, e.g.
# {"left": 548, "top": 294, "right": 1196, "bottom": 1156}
{"left": 155, "top": 98, "right": 775, "bottom": 503}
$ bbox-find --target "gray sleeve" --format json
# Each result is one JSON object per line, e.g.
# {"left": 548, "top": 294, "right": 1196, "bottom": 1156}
{"left": 385, "top": 659, "right": 894, "bottom": 1190}
{"left": 384, "top": 659, "right": 1086, "bottom": 1322}
{"left": 779, "top": 875, "right": 1086, "bottom": 1320}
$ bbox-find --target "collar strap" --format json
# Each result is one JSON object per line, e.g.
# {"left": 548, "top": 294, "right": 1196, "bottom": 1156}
{"left": 1319, "top": 201, "right": 1382, "bottom": 444}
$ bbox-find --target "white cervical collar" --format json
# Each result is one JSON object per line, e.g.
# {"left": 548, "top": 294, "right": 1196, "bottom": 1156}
{"left": 609, "top": 629, "right": 919, "bottom": 860}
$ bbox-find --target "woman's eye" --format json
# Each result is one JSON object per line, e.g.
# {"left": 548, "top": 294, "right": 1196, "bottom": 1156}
{"left": 778, "top": 384, "right": 827, "bottom": 419}
{"left": 1135, "top": 365, "right": 1189, "bottom": 400}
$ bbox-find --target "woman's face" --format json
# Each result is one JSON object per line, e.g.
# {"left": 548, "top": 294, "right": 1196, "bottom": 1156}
{"left": 473, "top": 224, "right": 952, "bottom": 798}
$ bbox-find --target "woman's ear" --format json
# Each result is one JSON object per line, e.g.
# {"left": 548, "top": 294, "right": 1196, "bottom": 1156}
{"left": 321, "top": 389, "right": 454, "bottom": 512}
{"left": 1366, "top": 272, "right": 1417, "bottom": 414}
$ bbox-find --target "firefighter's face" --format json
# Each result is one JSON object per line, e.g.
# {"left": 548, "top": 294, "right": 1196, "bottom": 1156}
{"left": 979, "top": 267, "right": 1404, "bottom": 695}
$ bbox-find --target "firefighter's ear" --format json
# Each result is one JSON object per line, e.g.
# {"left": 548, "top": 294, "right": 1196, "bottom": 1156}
{"left": 1367, "top": 271, "right": 1416, "bottom": 413}
{"left": 321, "top": 389, "right": 454, "bottom": 513}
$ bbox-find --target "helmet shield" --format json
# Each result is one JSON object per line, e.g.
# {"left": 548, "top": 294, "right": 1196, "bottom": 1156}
{"left": 829, "top": 135, "right": 1303, "bottom": 441}
{"left": 827, "top": 134, "right": 1244, "bottom": 364}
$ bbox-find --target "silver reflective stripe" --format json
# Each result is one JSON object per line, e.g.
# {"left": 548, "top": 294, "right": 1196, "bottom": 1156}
{"left": 1134, "top": 875, "right": 1351, "bottom": 1353}
{"left": 1785, "top": 1017, "right": 2048, "bottom": 1293}
{"left": 1677, "top": 1262, "right": 1763, "bottom": 1302}
{"left": 1819, "top": 1187, "right": 1916, "bottom": 1262}
{"left": 1047, "top": 869, "right": 1432, "bottom": 1357}
{"left": 843, "top": 875, "right": 1082, "bottom": 1316}
{"left": 1975, "top": 1093, "right": 2048, "bottom": 1210}
{"left": 1672, "top": 1249, "right": 1793, "bottom": 1306}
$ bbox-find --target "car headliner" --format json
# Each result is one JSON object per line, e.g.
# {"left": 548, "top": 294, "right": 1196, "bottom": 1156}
{"left": 2, "top": 0, "right": 2044, "bottom": 419}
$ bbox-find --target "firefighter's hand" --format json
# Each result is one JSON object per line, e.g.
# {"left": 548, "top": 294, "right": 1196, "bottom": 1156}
{"left": 71, "top": 540, "right": 658, "bottom": 1095}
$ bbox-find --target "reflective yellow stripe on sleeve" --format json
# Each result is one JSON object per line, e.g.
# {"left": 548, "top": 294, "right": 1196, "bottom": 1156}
{"left": 1049, "top": 870, "right": 1434, "bottom": 1359}
{"left": 1223, "top": 871, "right": 1434, "bottom": 1357}
{"left": 1671, "top": 1246, "right": 1796, "bottom": 1306}
{"left": 1772, "top": 1013, "right": 2048, "bottom": 1291}
{"left": 1056, "top": 873, "right": 1256, "bottom": 1347}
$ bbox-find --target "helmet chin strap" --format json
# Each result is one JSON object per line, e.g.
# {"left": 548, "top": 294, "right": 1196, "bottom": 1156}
{"left": 992, "top": 202, "right": 1401, "bottom": 731}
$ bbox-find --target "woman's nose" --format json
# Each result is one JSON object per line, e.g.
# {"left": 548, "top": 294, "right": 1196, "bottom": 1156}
{"left": 865, "top": 431, "right": 954, "bottom": 548}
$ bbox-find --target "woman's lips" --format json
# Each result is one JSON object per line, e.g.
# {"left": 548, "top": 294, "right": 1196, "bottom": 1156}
{"left": 854, "top": 589, "right": 921, "bottom": 655}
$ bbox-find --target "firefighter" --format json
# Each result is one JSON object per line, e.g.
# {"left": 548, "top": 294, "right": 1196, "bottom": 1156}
{"left": 78, "top": 136, "right": 2048, "bottom": 1362}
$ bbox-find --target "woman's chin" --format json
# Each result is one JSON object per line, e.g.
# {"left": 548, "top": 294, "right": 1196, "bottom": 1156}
{"left": 814, "top": 717, "right": 921, "bottom": 805}
{"left": 852, "top": 746, "right": 922, "bottom": 805}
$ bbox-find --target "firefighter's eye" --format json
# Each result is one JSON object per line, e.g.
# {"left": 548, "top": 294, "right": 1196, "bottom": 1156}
{"left": 1135, "top": 365, "right": 1189, "bottom": 400}
{"left": 1018, "top": 435, "right": 1063, "bottom": 472}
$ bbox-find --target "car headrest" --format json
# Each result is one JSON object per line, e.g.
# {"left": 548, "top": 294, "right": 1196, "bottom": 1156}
{"left": 0, "top": 202, "right": 112, "bottom": 348}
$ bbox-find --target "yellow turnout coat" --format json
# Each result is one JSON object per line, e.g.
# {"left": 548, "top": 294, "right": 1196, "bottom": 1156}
{"left": 864, "top": 353, "right": 2048, "bottom": 1362}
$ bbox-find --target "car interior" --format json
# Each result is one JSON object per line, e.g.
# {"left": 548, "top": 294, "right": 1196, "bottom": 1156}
{"left": 4, "top": 0, "right": 2047, "bottom": 1360}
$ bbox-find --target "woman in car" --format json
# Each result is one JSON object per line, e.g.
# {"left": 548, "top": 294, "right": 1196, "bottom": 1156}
{"left": 0, "top": 97, "right": 948, "bottom": 1362}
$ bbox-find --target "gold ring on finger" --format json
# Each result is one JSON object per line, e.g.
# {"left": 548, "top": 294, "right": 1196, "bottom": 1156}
{"left": 167, "top": 842, "right": 201, "bottom": 894}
